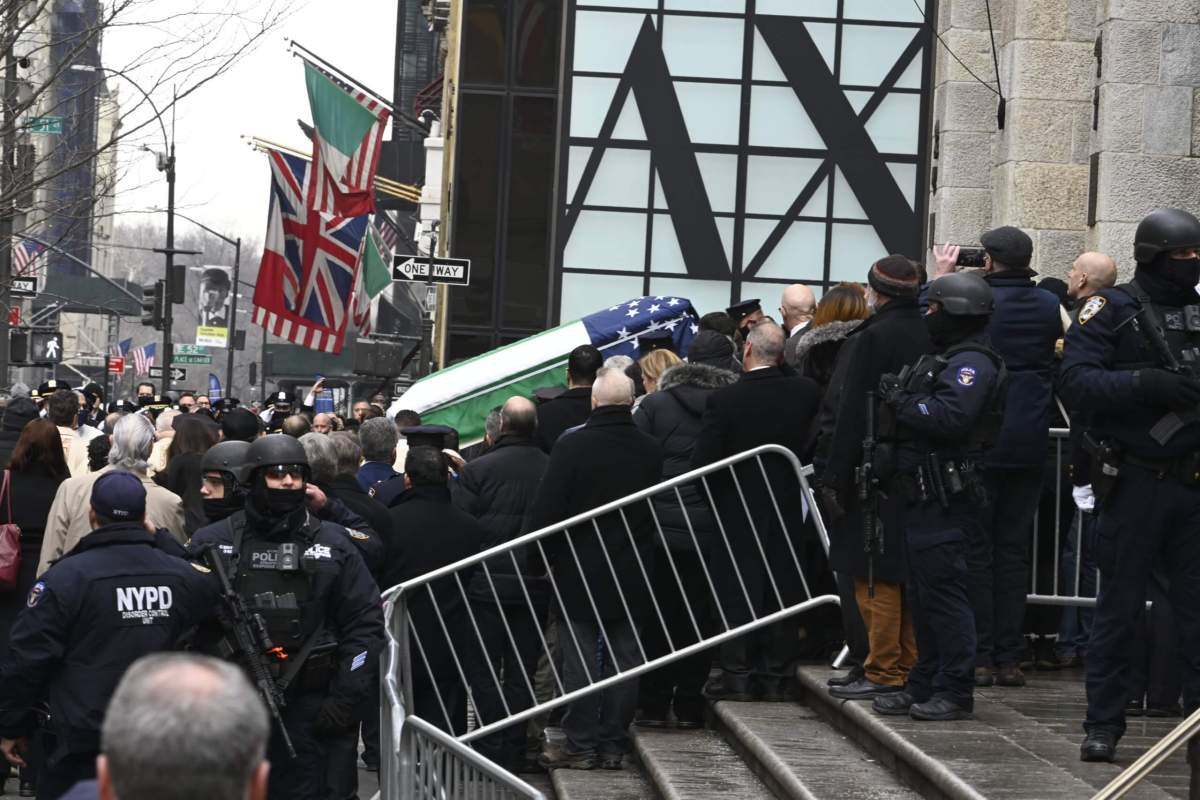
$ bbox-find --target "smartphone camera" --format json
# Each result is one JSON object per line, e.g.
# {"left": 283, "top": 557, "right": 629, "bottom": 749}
{"left": 955, "top": 247, "right": 988, "bottom": 268}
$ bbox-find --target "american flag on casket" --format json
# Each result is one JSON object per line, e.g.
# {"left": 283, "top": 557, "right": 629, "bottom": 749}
{"left": 251, "top": 149, "right": 367, "bottom": 354}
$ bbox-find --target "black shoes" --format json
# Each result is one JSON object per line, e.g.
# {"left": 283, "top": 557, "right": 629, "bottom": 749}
{"left": 704, "top": 677, "right": 756, "bottom": 702}
{"left": 1126, "top": 698, "right": 1145, "bottom": 717}
{"left": 909, "top": 697, "right": 972, "bottom": 721}
{"left": 539, "top": 749, "right": 598, "bottom": 770}
{"left": 600, "top": 754, "right": 624, "bottom": 770}
{"left": 995, "top": 665, "right": 1026, "bottom": 687}
{"left": 1081, "top": 730, "right": 1117, "bottom": 763}
{"left": 828, "top": 678, "right": 905, "bottom": 700}
{"left": 873, "top": 691, "right": 919, "bottom": 716}
{"left": 827, "top": 665, "right": 865, "bottom": 688}
{"left": 974, "top": 667, "right": 995, "bottom": 687}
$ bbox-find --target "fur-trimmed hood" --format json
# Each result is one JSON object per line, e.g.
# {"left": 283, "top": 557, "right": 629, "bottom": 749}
{"left": 792, "top": 319, "right": 863, "bottom": 362}
{"left": 658, "top": 361, "right": 738, "bottom": 393}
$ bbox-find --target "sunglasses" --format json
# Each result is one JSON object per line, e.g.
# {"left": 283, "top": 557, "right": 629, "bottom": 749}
{"left": 264, "top": 465, "right": 306, "bottom": 480}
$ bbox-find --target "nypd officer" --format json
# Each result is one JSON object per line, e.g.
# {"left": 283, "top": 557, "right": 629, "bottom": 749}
{"left": 190, "top": 434, "right": 383, "bottom": 800}
{"left": 0, "top": 471, "right": 217, "bottom": 799}
{"left": 872, "top": 272, "right": 1006, "bottom": 722}
{"left": 1058, "top": 207, "right": 1200, "bottom": 763}
{"left": 199, "top": 440, "right": 252, "bottom": 523}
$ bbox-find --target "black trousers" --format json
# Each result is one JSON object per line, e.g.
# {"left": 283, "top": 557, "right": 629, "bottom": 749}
{"left": 971, "top": 466, "right": 1043, "bottom": 668}
{"left": 835, "top": 569, "right": 869, "bottom": 668}
{"left": 1086, "top": 465, "right": 1200, "bottom": 738}
{"left": 903, "top": 496, "right": 978, "bottom": 710}
{"left": 464, "top": 597, "right": 549, "bottom": 768}
{"left": 638, "top": 550, "right": 713, "bottom": 723}
{"left": 267, "top": 692, "right": 341, "bottom": 800}
{"left": 1127, "top": 568, "right": 1181, "bottom": 709}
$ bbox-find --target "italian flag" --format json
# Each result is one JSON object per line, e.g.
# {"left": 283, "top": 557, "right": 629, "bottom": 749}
{"left": 303, "top": 61, "right": 390, "bottom": 218}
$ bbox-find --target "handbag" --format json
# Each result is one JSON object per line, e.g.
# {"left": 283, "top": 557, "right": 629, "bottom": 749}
{"left": 0, "top": 470, "right": 21, "bottom": 591}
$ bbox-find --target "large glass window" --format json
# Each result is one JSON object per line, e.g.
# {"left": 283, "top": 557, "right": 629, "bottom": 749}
{"left": 552, "top": 2, "right": 934, "bottom": 320}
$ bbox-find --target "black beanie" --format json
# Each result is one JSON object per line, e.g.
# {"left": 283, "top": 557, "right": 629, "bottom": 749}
{"left": 867, "top": 254, "right": 921, "bottom": 298}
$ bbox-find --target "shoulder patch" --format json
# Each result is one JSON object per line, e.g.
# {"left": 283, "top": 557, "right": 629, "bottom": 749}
{"left": 956, "top": 366, "right": 977, "bottom": 386}
{"left": 27, "top": 581, "right": 45, "bottom": 608}
{"left": 191, "top": 562, "right": 211, "bottom": 573}
{"left": 347, "top": 529, "right": 369, "bottom": 541}
{"left": 1078, "top": 295, "right": 1107, "bottom": 325}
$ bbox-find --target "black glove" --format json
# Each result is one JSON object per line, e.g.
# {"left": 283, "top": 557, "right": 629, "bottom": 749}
{"left": 878, "top": 373, "right": 903, "bottom": 405}
{"left": 1137, "top": 369, "right": 1200, "bottom": 410}
{"left": 818, "top": 486, "right": 846, "bottom": 524}
{"left": 314, "top": 698, "right": 356, "bottom": 737}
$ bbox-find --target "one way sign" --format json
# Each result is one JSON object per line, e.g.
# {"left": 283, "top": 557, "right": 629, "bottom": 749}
{"left": 392, "top": 254, "right": 471, "bottom": 286}
{"left": 148, "top": 365, "right": 187, "bottom": 382}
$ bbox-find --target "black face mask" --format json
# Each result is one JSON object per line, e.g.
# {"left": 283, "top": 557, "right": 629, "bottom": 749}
{"left": 924, "top": 310, "right": 957, "bottom": 348}
{"left": 203, "top": 495, "right": 241, "bottom": 523}
{"left": 1147, "top": 256, "right": 1200, "bottom": 291}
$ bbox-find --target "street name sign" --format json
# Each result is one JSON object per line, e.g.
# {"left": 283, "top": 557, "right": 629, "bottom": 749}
{"left": 173, "top": 354, "right": 212, "bottom": 365}
{"left": 148, "top": 366, "right": 187, "bottom": 382}
{"left": 28, "top": 116, "right": 63, "bottom": 134}
{"left": 10, "top": 277, "right": 37, "bottom": 297}
{"left": 392, "top": 255, "right": 471, "bottom": 286}
{"left": 176, "top": 344, "right": 209, "bottom": 355}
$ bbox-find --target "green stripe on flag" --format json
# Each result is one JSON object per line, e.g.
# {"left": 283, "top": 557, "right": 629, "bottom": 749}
{"left": 422, "top": 368, "right": 566, "bottom": 445}
{"left": 363, "top": 226, "right": 391, "bottom": 297}
{"left": 304, "top": 62, "right": 379, "bottom": 156}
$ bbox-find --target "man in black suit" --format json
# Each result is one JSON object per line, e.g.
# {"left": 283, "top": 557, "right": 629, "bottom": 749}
{"left": 532, "top": 368, "right": 664, "bottom": 770}
{"left": 534, "top": 345, "right": 602, "bottom": 452}
{"left": 383, "top": 447, "right": 487, "bottom": 735}
{"left": 692, "top": 321, "right": 823, "bottom": 700}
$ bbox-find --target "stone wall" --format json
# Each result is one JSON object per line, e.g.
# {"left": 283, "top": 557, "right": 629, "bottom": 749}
{"left": 927, "top": 0, "right": 1200, "bottom": 281}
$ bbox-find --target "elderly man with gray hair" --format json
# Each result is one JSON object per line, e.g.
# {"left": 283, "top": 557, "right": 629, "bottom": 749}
{"left": 531, "top": 368, "right": 664, "bottom": 770}
{"left": 66, "top": 653, "right": 270, "bottom": 800}
{"left": 38, "top": 414, "right": 186, "bottom": 575}
{"left": 356, "top": 417, "right": 400, "bottom": 492}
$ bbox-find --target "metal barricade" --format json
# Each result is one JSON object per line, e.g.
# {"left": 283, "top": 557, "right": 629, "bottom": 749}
{"left": 1027, "top": 427, "right": 1101, "bottom": 609}
{"left": 379, "top": 443, "right": 838, "bottom": 774}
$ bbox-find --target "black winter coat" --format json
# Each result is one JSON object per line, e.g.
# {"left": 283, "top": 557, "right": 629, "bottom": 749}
{"left": 327, "top": 474, "right": 395, "bottom": 567}
{"left": 534, "top": 387, "right": 592, "bottom": 453}
{"left": 634, "top": 363, "right": 737, "bottom": 551}
{"left": 815, "top": 298, "right": 934, "bottom": 584}
{"left": 0, "top": 466, "right": 64, "bottom": 656}
{"left": 792, "top": 320, "right": 862, "bottom": 392}
{"left": 453, "top": 435, "right": 549, "bottom": 602}
{"left": 983, "top": 270, "right": 1062, "bottom": 467}
{"left": 531, "top": 405, "right": 663, "bottom": 622}
{"left": 691, "top": 367, "right": 822, "bottom": 624}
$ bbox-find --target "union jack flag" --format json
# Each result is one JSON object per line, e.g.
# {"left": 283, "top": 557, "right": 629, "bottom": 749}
{"left": 12, "top": 238, "right": 46, "bottom": 275}
{"left": 251, "top": 149, "right": 368, "bottom": 353}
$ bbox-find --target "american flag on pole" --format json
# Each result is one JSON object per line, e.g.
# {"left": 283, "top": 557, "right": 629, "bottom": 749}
{"left": 12, "top": 238, "right": 46, "bottom": 275}
{"left": 132, "top": 342, "right": 156, "bottom": 375}
{"left": 302, "top": 60, "right": 390, "bottom": 218}
{"left": 110, "top": 338, "right": 131, "bottom": 359}
{"left": 251, "top": 149, "right": 368, "bottom": 353}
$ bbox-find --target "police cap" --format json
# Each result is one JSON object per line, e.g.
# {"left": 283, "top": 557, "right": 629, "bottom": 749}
{"left": 637, "top": 329, "right": 674, "bottom": 356}
{"left": 725, "top": 299, "right": 762, "bottom": 326}
{"left": 201, "top": 440, "right": 252, "bottom": 484}
{"left": 1134, "top": 208, "right": 1200, "bottom": 264}
{"left": 91, "top": 470, "right": 146, "bottom": 522}
{"left": 928, "top": 272, "right": 994, "bottom": 317}
{"left": 400, "top": 424, "right": 454, "bottom": 450}
{"left": 33, "top": 379, "right": 62, "bottom": 399}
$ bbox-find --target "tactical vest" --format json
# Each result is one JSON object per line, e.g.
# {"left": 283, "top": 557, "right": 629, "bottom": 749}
{"left": 226, "top": 513, "right": 320, "bottom": 652}
{"left": 1113, "top": 281, "right": 1200, "bottom": 371}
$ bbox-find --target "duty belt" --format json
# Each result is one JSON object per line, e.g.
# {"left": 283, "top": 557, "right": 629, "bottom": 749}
{"left": 1122, "top": 451, "right": 1200, "bottom": 486}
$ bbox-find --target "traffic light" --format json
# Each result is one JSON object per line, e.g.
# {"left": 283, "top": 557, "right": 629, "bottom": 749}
{"left": 141, "top": 281, "right": 164, "bottom": 329}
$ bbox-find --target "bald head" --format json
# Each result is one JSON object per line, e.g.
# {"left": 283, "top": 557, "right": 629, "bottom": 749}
{"left": 744, "top": 320, "right": 786, "bottom": 370}
{"left": 591, "top": 367, "right": 635, "bottom": 409}
{"left": 780, "top": 284, "right": 816, "bottom": 332}
{"left": 1067, "top": 251, "right": 1117, "bottom": 300}
{"left": 500, "top": 396, "right": 537, "bottom": 439}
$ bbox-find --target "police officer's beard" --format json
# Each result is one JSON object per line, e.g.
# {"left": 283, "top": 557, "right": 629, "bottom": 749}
{"left": 1142, "top": 253, "right": 1200, "bottom": 294}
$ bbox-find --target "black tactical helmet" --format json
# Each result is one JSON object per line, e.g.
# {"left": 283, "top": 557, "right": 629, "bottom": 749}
{"left": 201, "top": 440, "right": 252, "bottom": 484}
{"left": 244, "top": 434, "right": 310, "bottom": 480}
{"left": 1134, "top": 208, "right": 1200, "bottom": 264}
{"left": 928, "top": 272, "right": 994, "bottom": 316}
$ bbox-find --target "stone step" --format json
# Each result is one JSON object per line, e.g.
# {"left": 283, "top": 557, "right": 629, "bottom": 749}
{"left": 711, "top": 699, "right": 923, "bottom": 800}
{"left": 550, "top": 762, "right": 654, "bottom": 800}
{"left": 794, "top": 666, "right": 1180, "bottom": 800}
{"left": 632, "top": 725, "right": 774, "bottom": 800}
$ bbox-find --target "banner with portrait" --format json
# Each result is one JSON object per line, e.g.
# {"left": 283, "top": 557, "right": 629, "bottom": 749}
{"left": 196, "top": 265, "right": 233, "bottom": 347}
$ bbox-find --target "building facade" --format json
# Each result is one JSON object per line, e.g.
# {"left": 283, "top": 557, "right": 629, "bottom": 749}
{"left": 437, "top": 0, "right": 1199, "bottom": 361}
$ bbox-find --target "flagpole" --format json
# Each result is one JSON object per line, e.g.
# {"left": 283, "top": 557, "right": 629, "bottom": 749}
{"left": 243, "top": 137, "right": 422, "bottom": 202}
{"left": 287, "top": 40, "right": 394, "bottom": 111}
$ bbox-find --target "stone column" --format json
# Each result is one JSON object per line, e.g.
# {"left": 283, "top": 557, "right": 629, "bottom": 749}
{"left": 1092, "top": 1, "right": 1200, "bottom": 277}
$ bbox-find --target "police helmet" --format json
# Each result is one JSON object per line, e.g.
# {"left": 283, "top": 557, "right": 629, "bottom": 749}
{"left": 244, "top": 434, "right": 310, "bottom": 481}
{"left": 1134, "top": 208, "right": 1200, "bottom": 264}
{"left": 201, "top": 440, "right": 252, "bottom": 484}
{"left": 928, "top": 272, "right": 993, "bottom": 316}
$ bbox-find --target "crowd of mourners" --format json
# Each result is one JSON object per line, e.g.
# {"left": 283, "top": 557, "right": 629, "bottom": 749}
{"left": 0, "top": 208, "right": 1196, "bottom": 798}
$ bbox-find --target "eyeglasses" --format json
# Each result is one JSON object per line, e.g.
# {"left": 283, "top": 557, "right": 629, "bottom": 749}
{"left": 264, "top": 465, "right": 306, "bottom": 480}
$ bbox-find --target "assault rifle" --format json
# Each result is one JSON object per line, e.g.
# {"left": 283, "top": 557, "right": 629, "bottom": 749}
{"left": 202, "top": 545, "right": 296, "bottom": 758}
{"left": 854, "top": 391, "right": 884, "bottom": 598}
